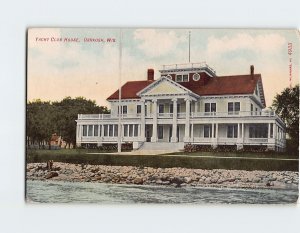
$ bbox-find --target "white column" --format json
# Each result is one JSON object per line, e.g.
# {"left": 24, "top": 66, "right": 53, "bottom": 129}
{"left": 76, "top": 125, "right": 81, "bottom": 146}
{"left": 195, "top": 101, "right": 198, "bottom": 113}
{"left": 212, "top": 123, "right": 215, "bottom": 138}
{"left": 140, "top": 100, "right": 146, "bottom": 141}
{"left": 151, "top": 99, "right": 158, "bottom": 142}
{"left": 101, "top": 125, "right": 104, "bottom": 137}
{"left": 191, "top": 123, "right": 194, "bottom": 142}
{"left": 132, "top": 124, "right": 135, "bottom": 138}
{"left": 237, "top": 123, "right": 240, "bottom": 138}
{"left": 268, "top": 123, "right": 271, "bottom": 138}
{"left": 76, "top": 125, "right": 80, "bottom": 138}
{"left": 171, "top": 98, "right": 178, "bottom": 142}
{"left": 241, "top": 123, "right": 244, "bottom": 141}
{"left": 146, "top": 101, "right": 151, "bottom": 117}
{"left": 273, "top": 123, "right": 276, "bottom": 139}
{"left": 184, "top": 98, "right": 191, "bottom": 142}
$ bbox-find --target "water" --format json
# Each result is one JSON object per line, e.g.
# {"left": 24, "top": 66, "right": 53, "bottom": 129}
{"left": 26, "top": 180, "right": 298, "bottom": 204}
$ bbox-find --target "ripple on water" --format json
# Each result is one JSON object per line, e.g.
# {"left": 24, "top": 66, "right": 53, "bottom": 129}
{"left": 26, "top": 180, "right": 299, "bottom": 204}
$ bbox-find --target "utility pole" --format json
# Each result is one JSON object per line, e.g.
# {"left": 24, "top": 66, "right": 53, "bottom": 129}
{"left": 118, "top": 29, "right": 122, "bottom": 153}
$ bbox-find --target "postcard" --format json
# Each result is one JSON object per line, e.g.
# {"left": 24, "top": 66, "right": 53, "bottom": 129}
{"left": 26, "top": 28, "right": 299, "bottom": 204}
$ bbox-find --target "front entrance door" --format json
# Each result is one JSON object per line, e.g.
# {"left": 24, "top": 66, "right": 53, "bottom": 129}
{"left": 145, "top": 125, "right": 152, "bottom": 142}
{"left": 169, "top": 125, "right": 172, "bottom": 142}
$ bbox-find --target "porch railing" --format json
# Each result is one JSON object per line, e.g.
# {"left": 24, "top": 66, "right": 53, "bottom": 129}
{"left": 78, "top": 110, "right": 280, "bottom": 121}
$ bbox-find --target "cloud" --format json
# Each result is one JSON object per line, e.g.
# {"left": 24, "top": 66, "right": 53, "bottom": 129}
{"left": 206, "top": 33, "right": 286, "bottom": 57}
{"left": 134, "top": 29, "right": 186, "bottom": 57}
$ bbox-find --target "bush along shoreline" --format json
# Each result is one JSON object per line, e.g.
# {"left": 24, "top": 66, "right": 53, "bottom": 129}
{"left": 26, "top": 162, "right": 299, "bottom": 190}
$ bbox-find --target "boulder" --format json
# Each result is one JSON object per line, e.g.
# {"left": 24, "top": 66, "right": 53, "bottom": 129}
{"left": 184, "top": 177, "right": 192, "bottom": 184}
{"left": 45, "top": 171, "right": 58, "bottom": 179}
{"left": 252, "top": 178, "right": 261, "bottom": 183}
{"left": 156, "top": 179, "right": 163, "bottom": 185}
{"left": 205, "top": 178, "right": 212, "bottom": 184}
{"left": 133, "top": 177, "right": 143, "bottom": 185}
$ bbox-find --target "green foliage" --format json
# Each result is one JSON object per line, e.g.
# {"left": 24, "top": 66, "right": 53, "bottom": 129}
{"left": 271, "top": 85, "right": 299, "bottom": 153}
{"left": 26, "top": 149, "right": 299, "bottom": 171}
{"left": 27, "top": 97, "right": 109, "bottom": 148}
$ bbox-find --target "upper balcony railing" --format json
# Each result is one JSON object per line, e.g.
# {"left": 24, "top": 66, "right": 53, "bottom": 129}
{"left": 160, "top": 62, "right": 216, "bottom": 75}
{"left": 78, "top": 110, "right": 282, "bottom": 121}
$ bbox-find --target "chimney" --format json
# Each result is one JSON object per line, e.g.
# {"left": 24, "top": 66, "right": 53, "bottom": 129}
{"left": 147, "top": 68, "right": 154, "bottom": 81}
{"left": 250, "top": 65, "right": 254, "bottom": 79}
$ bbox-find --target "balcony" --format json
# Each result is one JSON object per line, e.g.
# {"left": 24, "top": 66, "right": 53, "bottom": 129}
{"left": 78, "top": 113, "right": 141, "bottom": 120}
{"left": 78, "top": 110, "right": 283, "bottom": 124}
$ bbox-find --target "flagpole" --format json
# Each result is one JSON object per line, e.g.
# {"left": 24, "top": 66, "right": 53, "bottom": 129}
{"left": 118, "top": 29, "right": 122, "bottom": 153}
{"left": 188, "top": 30, "right": 191, "bottom": 63}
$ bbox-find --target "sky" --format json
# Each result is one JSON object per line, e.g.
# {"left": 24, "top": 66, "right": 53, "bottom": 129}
{"left": 27, "top": 28, "right": 299, "bottom": 107}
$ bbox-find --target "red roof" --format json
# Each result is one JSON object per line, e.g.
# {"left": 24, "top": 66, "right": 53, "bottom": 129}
{"left": 181, "top": 74, "right": 261, "bottom": 96}
{"left": 107, "top": 80, "right": 154, "bottom": 100}
{"left": 107, "top": 74, "right": 261, "bottom": 100}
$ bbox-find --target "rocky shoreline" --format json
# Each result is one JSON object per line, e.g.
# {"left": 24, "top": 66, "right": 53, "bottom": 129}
{"left": 26, "top": 162, "right": 299, "bottom": 190}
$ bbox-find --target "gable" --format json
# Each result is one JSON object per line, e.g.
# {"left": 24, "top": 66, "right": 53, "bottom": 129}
{"left": 145, "top": 78, "right": 188, "bottom": 96}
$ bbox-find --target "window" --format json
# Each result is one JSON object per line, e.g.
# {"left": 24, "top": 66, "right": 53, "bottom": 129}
{"left": 129, "top": 124, "right": 133, "bottom": 137}
{"left": 137, "top": 105, "right": 141, "bottom": 114}
{"left": 183, "top": 74, "right": 188, "bottom": 82}
{"left": 88, "top": 125, "right": 93, "bottom": 136}
{"left": 270, "top": 123, "right": 273, "bottom": 138}
{"left": 204, "top": 125, "right": 212, "bottom": 138}
{"left": 211, "top": 103, "right": 216, "bottom": 112}
{"left": 109, "top": 125, "right": 113, "bottom": 137}
{"left": 176, "top": 74, "right": 188, "bottom": 82}
{"left": 177, "top": 103, "right": 181, "bottom": 113}
{"left": 228, "top": 102, "right": 240, "bottom": 114}
{"left": 249, "top": 125, "right": 268, "bottom": 138}
{"left": 124, "top": 124, "right": 128, "bottom": 137}
{"left": 205, "top": 103, "right": 210, "bottom": 112}
{"left": 114, "top": 125, "right": 118, "bottom": 137}
{"left": 94, "top": 125, "right": 99, "bottom": 136}
{"left": 227, "top": 125, "right": 238, "bottom": 138}
{"left": 82, "top": 125, "right": 87, "bottom": 136}
{"left": 170, "top": 104, "right": 173, "bottom": 113}
{"left": 193, "top": 73, "right": 200, "bottom": 81}
{"left": 134, "top": 124, "right": 138, "bottom": 137}
{"left": 158, "top": 125, "right": 164, "bottom": 139}
{"left": 159, "top": 104, "right": 164, "bottom": 113}
{"left": 205, "top": 103, "right": 217, "bottom": 115}
{"left": 104, "top": 125, "right": 108, "bottom": 137}
{"left": 122, "top": 105, "right": 127, "bottom": 114}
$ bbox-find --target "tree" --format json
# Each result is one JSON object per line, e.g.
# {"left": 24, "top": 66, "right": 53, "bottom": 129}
{"left": 271, "top": 85, "right": 299, "bottom": 153}
{"left": 27, "top": 97, "right": 109, "bottom": 149}
{"left": 53, "top": 97, "right": 109, "bottom": 148}
{"left": 27, "top": 100, "right": 56, "bottom": 148}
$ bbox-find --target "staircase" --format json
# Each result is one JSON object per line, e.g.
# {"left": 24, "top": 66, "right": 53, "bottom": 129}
{"left": 136, "top": 142, "right": 184, "bottom": 154}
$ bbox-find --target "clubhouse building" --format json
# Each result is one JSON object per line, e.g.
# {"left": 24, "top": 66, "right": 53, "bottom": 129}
{"left": 76, "top": 63, "right": 286, "bottom": 152}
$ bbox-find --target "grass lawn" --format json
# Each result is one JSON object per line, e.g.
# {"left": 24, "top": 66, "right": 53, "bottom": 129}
{"left": 26, "top": 149, "right": 299, "bottom": 171}
{"left": 167, "top": 151, "right": 299, "bottom": 159}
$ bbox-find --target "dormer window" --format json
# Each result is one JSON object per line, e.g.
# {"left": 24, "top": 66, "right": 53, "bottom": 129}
{"left": 176, "top": 74, "right": 188, "bottom": 82}
{"left": 193, "top": 73, "right": 200, "bottom": 81}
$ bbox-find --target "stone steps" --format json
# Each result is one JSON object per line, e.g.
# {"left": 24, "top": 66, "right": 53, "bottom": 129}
{"left": 138, "top": 142, "right": 184, "bottom": 152}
